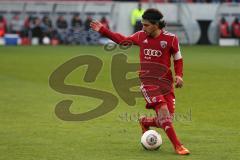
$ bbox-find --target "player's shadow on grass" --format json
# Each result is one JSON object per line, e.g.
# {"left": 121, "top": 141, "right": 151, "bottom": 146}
{"left": 138, "top": 146, "right": 187, "bottom": 157}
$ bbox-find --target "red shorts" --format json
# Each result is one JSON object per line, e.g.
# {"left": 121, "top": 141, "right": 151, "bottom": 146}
{"left": 140, "top": 84, "right": 175, "bottom": 114}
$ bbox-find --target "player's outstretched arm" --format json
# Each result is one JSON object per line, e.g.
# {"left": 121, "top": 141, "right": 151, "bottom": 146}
{"left": 90, "top": 20, "right": 103, "bottom": 32}
{"left": 90, "top": 20, "right": 138, "bottom": 45}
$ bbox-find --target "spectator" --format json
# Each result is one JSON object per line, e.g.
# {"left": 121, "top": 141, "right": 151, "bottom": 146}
{"left": 42, "top": 15, "right": 53, "bottom": 38}
{"left": 100, "top": 16, "right": 110, "bottom": 29}
{"left": 71, "top": 14, "right": 83, "bottom": 29}
{"left": 56, "top": 15, "right": 68, "bottom": 43}
{"left": 131, "top": 3, "right": 144, "bottom": 33}
{"left": 26, "top": 16, "right": 36, "bottom": 32}
{"left": 10, "top": 14, "right": 24, "bottom": 34}
{"left": 56, "top": 15, "right": 68, "bottom": 30}
{"left": 231, "top": 17, "right": 240, "bottom": 38}
{"left": 84, "top": 16, "right": 92, "bottom": 31}
{"left": 219, "top": 17, "right": 230, "bottom": 38}
{"left": 21, "top": 16, "right": 31, "bottom": 37}
{"left": 0, "top": 15, "right": 7, "bottom": 37}
{"left": 31, "top": 17, "right": 44, "bottom": 44}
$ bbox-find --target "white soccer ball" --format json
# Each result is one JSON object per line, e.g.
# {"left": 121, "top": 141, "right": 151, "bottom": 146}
{"left": 141, "top": 130, "right": 162, "bottom": 150}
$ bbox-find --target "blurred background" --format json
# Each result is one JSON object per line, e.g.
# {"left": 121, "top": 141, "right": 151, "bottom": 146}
{"left": 0, "top": 0, "right": 239, "bottom": 46}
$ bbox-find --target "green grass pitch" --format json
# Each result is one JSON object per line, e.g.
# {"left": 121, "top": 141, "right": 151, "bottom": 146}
{"left": 0, "top": 45, "right": 240, "bottom": 160}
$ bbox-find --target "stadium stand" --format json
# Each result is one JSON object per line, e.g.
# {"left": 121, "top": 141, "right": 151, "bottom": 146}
{"left": 25, "top": 3, "right": 54, "bottom": 15}
{"left": 0, "top": 2, "right": 24, "bottom": 14}
{"left": 55, "top": 3, "right": 84, "bottom": 15}
{"left": 0, "top": 1, "right": 239, "bottom": 46}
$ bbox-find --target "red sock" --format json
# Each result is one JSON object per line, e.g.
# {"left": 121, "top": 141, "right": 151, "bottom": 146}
{"left": 162, "top": 122, "right": 181, "bottom": 148}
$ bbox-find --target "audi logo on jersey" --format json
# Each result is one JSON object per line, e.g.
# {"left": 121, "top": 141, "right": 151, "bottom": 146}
{"left": 143, "top": 49, "right": 162, "bottom": 57}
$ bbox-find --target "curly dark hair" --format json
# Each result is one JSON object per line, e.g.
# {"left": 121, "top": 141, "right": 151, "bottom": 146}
{"left": 142, "top": 8, "right": 166, "bottom": 29}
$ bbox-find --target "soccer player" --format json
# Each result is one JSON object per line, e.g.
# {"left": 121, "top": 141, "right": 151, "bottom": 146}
{"left": 90, "top": 8, "right": 190, "bottom": 155}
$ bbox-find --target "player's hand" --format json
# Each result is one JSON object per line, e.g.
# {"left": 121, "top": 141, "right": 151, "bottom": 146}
{"left": 175, "top": 76, "right": 183, "bottom": 88}
{"left": 90, "top": 20, "right": 103, "bottom": 32}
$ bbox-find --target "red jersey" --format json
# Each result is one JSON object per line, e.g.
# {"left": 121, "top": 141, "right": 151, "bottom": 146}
{"left": 220, "top": 22, "right": 230, "bottom": 38}
{"left": 99, "top": 27, "right": 183, "bottom": 83}
{"left": 232, "top": 22, "right": 240, "bottom": 38}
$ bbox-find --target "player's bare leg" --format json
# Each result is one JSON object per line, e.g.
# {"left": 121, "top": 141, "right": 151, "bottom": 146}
{"left": 155, "top": 103, "right": 190, "bottom": 155}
